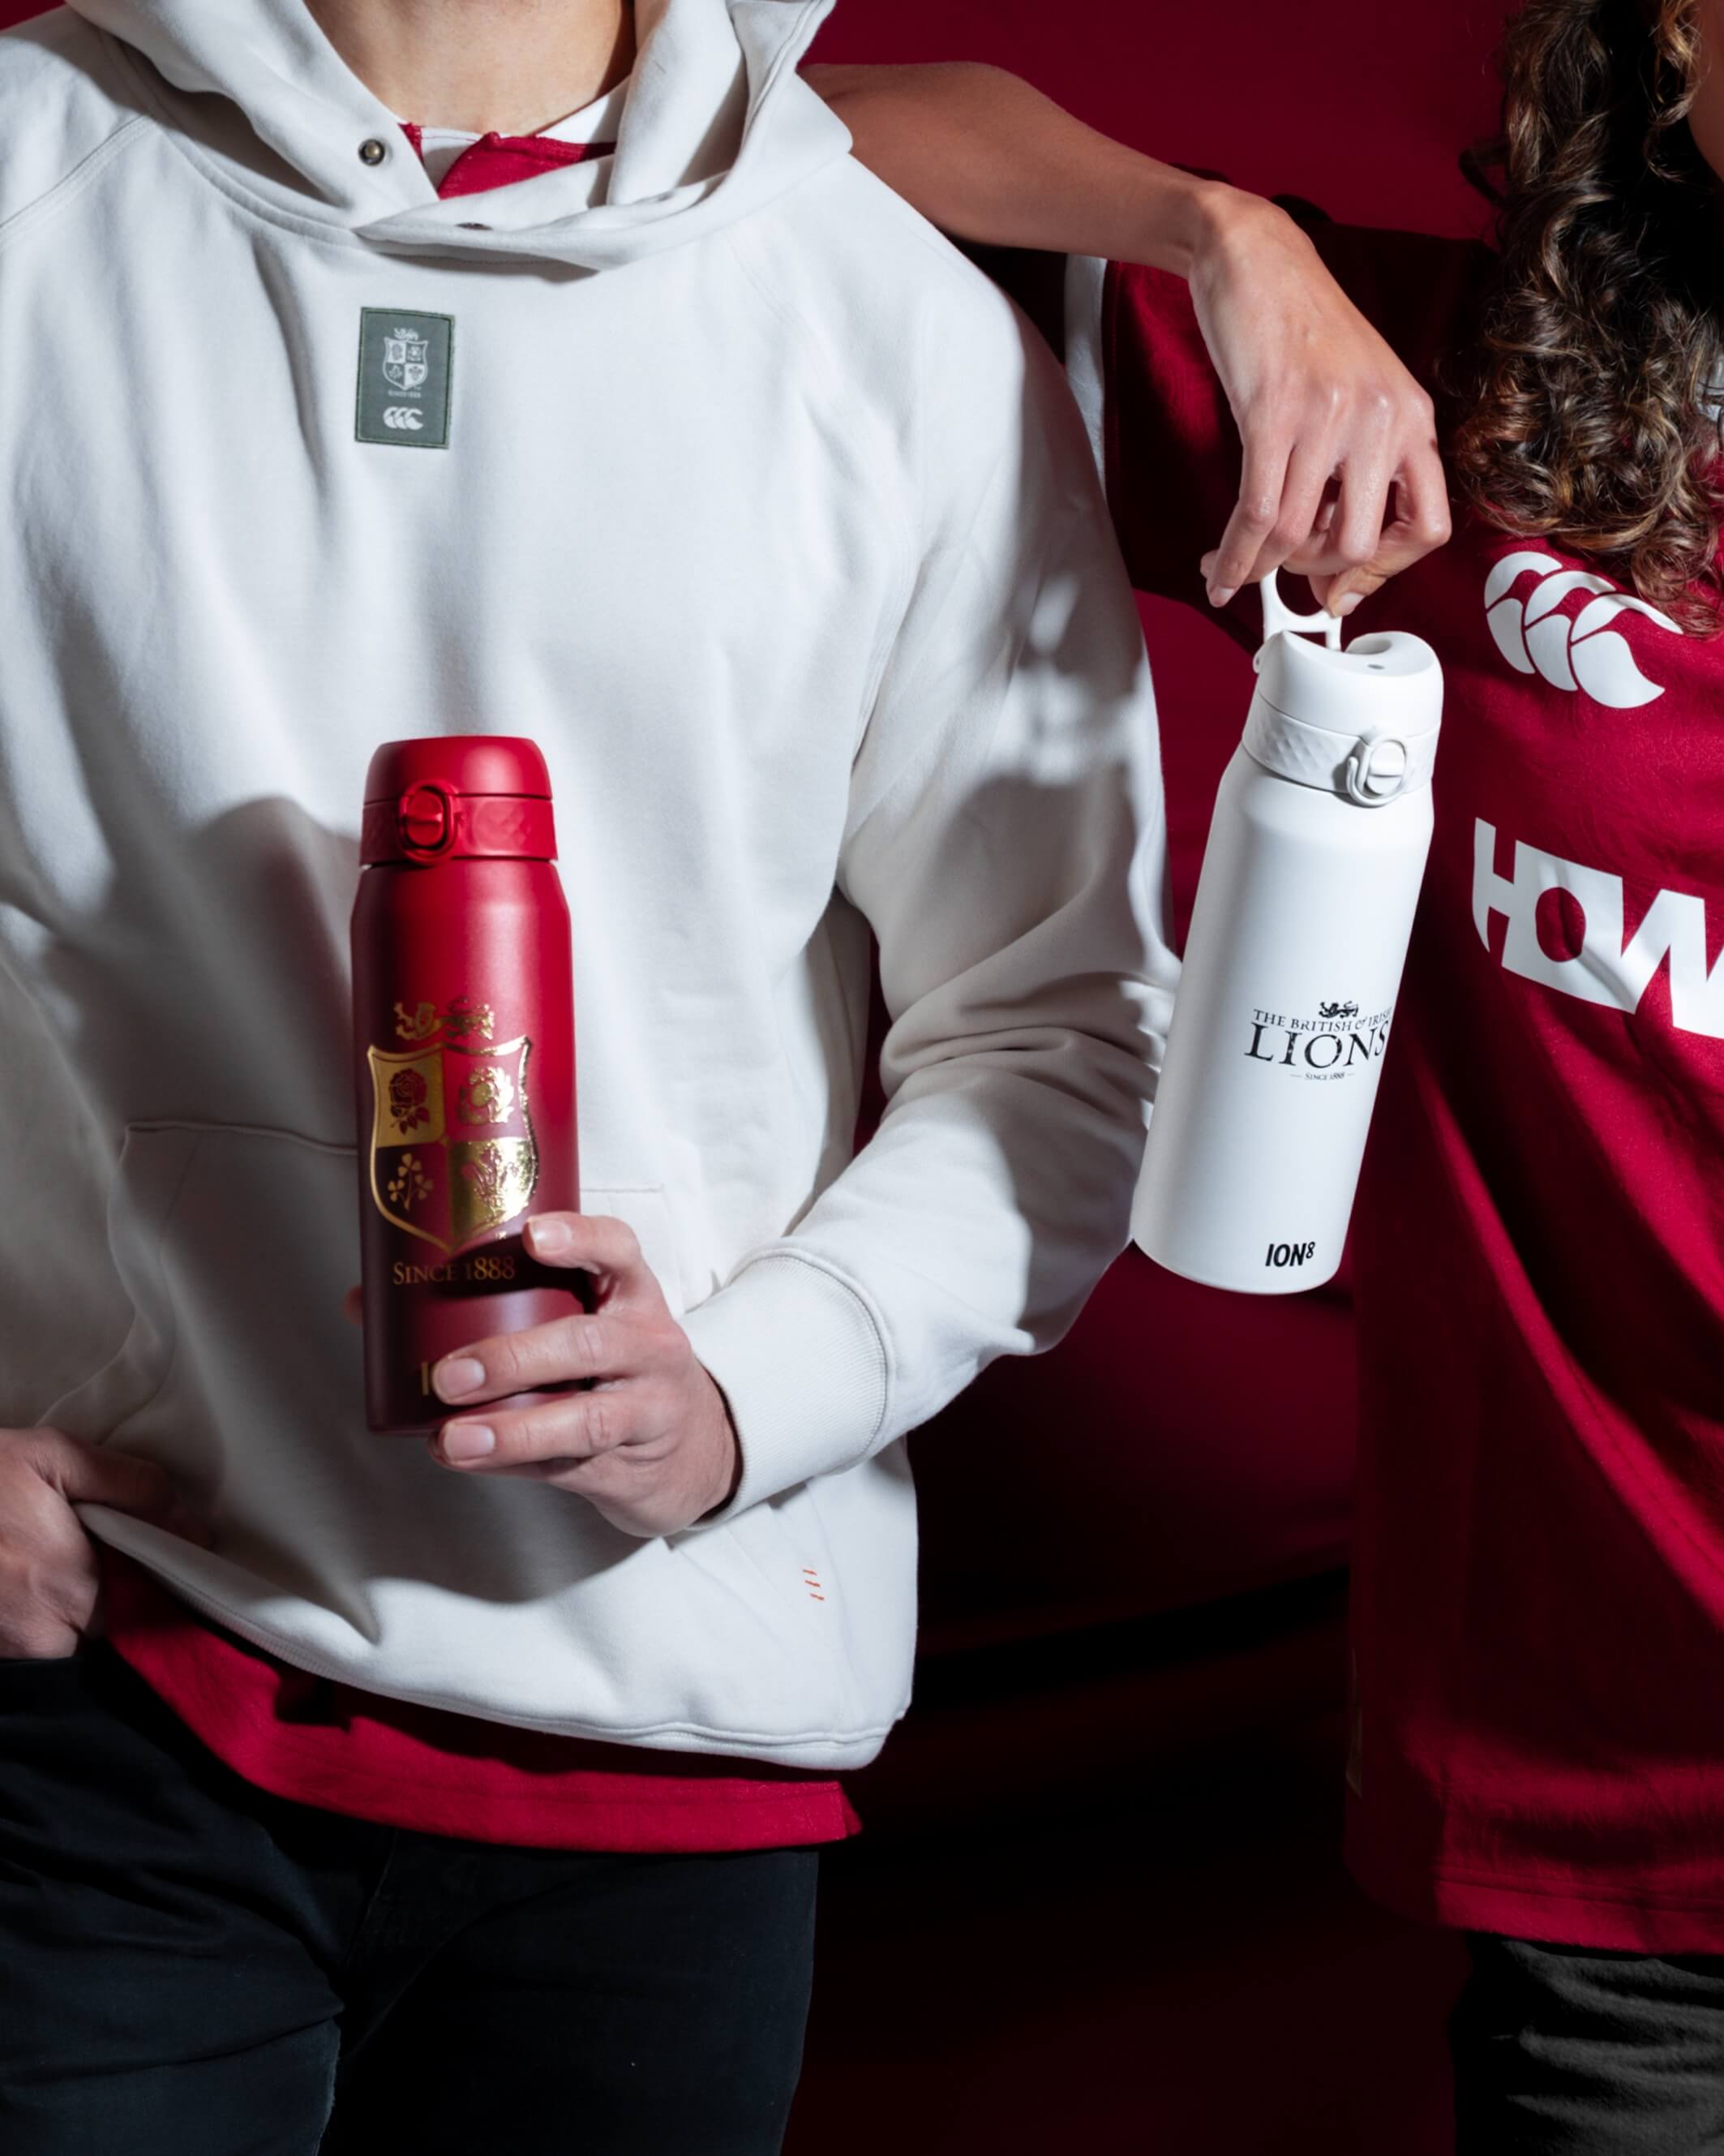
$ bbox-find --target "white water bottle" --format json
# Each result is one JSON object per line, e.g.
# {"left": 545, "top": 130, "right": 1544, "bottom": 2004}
{"left": 1133, "top": 573, "right": 1443, "bottom": 1294}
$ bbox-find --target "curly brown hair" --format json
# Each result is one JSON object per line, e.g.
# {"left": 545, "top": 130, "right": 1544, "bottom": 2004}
{"left": 1453, "top": 0, "right": 1724, "bottom": 630}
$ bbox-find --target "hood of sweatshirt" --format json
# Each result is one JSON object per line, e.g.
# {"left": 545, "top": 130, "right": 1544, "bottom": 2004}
{"left": 62, "top": 0, "right": 848, "bottom": 267}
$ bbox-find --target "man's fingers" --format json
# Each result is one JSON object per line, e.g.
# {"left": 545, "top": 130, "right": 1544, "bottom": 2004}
{"left": 31, "top": 1430, "right": 210, "bottom": 1544}
{"left": 341, "top": 1284, "right": 362, "bottom": 1329}
{"left": 431, "top": 1309, "right": 656, "bottom": 1408}
{"left": 37, "top": 1430, "right": 170, "bottom": 1512}
{"left": 433, "top": 1383, "right": 648, "bottom": 1473}
{"left": 523, "top": 1212, "right": 662, "bottom": 1312}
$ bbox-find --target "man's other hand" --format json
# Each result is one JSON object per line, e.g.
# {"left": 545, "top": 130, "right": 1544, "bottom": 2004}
{"left": 419, "top": 1214, "right": 741, "bottom": 1539}
{"left": 0, "top": 1428, "right": 208, "bottom": 1658}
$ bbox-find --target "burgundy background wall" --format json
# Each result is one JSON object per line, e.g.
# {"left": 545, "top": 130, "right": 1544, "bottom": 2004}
{"left": 810, "top": 0, "right": 1508, "bottom": 240}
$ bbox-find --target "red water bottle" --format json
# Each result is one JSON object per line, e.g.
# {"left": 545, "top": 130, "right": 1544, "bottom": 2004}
{"left": 352, "top": 737, "right": 581, "bottom": 1433}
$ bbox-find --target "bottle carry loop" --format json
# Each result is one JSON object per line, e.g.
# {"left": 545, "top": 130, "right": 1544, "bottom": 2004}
{"left": 1247, "top": 571, "right": 1441, "bottom": 805}
{"left": 1256, "top": 568, "right": 1344, "bottom": 653}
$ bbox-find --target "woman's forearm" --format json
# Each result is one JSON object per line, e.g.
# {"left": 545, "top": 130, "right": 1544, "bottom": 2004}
{"left": 805, "top": 60, "right": 1451, "bottom": 616}
{"left": 803, "top": 60, "right": 1238, "bottom": 277}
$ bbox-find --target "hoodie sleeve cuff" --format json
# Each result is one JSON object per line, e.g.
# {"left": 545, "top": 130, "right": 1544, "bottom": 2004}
{"left": 680, "top": 1252, "right": 892, "bottom": 1525}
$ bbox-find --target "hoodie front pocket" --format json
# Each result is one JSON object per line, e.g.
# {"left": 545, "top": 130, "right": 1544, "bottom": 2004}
{"left": 41, "top": 1121, "right": 366, "bottom": 1523}
{"left": 38, "top": 1123, "right": 206, "bottom": 1445}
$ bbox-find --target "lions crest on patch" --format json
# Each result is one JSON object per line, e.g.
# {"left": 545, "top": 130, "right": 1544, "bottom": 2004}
{"left": 381, "top": 325, "right": 429, "bottom": 393}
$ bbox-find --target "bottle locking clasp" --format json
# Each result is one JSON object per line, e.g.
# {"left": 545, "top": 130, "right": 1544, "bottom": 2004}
{"left": 396, "top": 782, "right": 459, "bottom": 861}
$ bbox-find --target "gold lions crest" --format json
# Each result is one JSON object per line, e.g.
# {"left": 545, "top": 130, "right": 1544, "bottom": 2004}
{"left": 368, "top": 1032, "right": 538, "bottom": 1253}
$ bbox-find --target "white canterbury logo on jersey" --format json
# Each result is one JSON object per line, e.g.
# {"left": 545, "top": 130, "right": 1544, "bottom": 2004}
{"left": 1474, "top": 819, "right": 1724, "bottom": 1039}
{"left": 382, "top": 406, "right": 424, "bottom": 432}
{"left": 1484, "top": 551, "right": 1680, "bottom": 707}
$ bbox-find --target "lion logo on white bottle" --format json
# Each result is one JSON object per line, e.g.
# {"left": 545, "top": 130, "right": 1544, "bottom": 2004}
{"left": 1484, "top": 551, "right": 1681, "bottom": 706}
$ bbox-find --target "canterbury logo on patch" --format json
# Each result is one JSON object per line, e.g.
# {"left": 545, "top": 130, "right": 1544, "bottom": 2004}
{"left": 356, "top": 308, "right": 453, "bottom": 449}
{"left": 1483, "top": 550, "right": 1680, "bottom": 708}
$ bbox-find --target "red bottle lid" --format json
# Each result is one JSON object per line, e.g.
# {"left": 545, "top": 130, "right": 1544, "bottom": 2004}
{"left": 360, "top": 736, "right": 557, "bottom": 865}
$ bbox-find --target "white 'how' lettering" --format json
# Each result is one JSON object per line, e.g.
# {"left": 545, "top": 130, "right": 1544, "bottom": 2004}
{"left": 1473, "top": 820, "right": 1724, "bottom": 1038}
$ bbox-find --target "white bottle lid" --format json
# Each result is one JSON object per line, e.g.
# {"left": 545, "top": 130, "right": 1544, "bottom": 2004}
{"left": 1245, "top": 573, "right": 1443, "bottom": 806}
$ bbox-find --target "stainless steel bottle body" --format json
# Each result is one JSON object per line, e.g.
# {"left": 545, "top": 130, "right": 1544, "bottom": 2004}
{"left": 1133, "top": 587, "right": 1443, "bottom": 1295}
{"left": 1132, "top": 745, "right": 1432, "bottom": 1291}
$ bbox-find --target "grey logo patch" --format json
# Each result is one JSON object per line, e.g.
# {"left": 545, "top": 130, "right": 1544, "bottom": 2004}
{"left": 357, "top": 308, "right": 452, "bottom": 449}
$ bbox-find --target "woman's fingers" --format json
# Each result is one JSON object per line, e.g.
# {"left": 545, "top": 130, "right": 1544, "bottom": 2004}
{"left": 1329, "top": 441, "right": 1397, "bottom": 589}
{"left": 1251, "top": 428, "right": 1351, "bottom": 589}
{"left": 1319, "top": 450, "right": 1453, "bottom": 615}
{"left": 1210, "top": 416, "right": 1450, "bottom": 620}
{"left": 1204, "top": 425, "right": 1296, "bottom": 605}
{"left": 1203, "top": 425, "right": 1344, "bottom": 605}
{"left": 1208, "top": 396, "right": 1384, "bottom": 607}
{"left": 1190, "top": 194, "right": 1451, "bottom": 615}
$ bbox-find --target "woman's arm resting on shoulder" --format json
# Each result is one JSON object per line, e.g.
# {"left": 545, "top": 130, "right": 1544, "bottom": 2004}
{"left": 806, "top": 61, "right": 1451, "bottom": 615}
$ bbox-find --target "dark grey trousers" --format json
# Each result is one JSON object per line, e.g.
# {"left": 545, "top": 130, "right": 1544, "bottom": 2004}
{"left": 0, "top": 1645, "right": 817, "bottom": 2156}
{"left": 1453, "top": 1933, "right": 1724, "bottom": 2153}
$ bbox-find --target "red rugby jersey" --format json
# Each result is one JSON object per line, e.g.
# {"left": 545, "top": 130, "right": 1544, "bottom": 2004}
{"left": 1094, "top": 215, "right": 1724, "bottom": 1951}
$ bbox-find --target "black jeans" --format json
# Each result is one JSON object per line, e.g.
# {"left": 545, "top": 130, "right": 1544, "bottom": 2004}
{"left": 1452, "top": 1933, "right": 1724, "bottom": 2153}
{"left": 0, "top": 1645, "right": 817, "bottom": 2156}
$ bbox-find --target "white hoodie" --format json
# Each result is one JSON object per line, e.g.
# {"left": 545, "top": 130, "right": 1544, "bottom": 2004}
{"left": 0, "top": 0, "right": 1174, "bottom": 1767}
